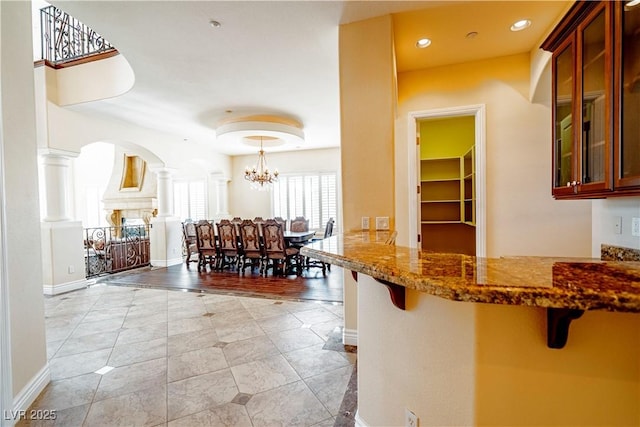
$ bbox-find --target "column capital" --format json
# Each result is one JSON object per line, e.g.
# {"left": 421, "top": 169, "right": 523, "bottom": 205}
{"left": 149, "top": 166, "right": 177, "bottom": 177}
{"left": 38, "top": 148, "right": 80, "bottom": 159}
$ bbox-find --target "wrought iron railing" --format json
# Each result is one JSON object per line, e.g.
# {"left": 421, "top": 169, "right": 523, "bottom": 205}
{"left": 84, "top": 225, "right": 151, "bottom": 278}
{"left": 40, "top": 5, "right": 116, "bottom": 65}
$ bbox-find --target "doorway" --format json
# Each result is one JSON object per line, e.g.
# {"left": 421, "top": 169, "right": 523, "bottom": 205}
{"left": 407, "top": 105, "right": 486, "bottom": 257}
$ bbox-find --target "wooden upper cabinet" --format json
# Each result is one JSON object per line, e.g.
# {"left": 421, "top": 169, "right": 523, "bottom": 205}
{"left": 544, "top": 1, "right": 640, "bottom": 198}
{"left": 544, "top": 1, "right": 613, "bottom": 198}
{"left": 615, "top": 1, "right": 640, "bottom": 190}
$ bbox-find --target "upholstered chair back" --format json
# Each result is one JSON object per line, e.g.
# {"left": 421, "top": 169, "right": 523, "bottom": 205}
{"left": 239, "top": 220, "right": 261, "bottom": 253}
{"left": 273, "top": 216, "right": 287, "bottom": 230}
{"left": 290, "top": 216, "right": 309, "bottom": 232}
{"left": 183, "top": 221, "right": 197, "bottom": 241}
{"left": 195, "top": 220, "right": 216, "bottom": 251}
{"left": 217, "top": 219, "right": 238, "bottom": 252}
{"left": 262, "top": 220, "right": 286, "bottom": 258}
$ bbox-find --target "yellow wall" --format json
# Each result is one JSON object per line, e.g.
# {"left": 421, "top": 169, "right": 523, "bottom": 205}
{"left": 420, "top": 115, "right": 474, "bottom": 159}
{"left": 396, "top": 53, "right": 593, "bottom": 257}
{"left": 339, "top": 15, "right": 396, "bottom": 342}
{"left": 339, "top": 15, "right": 396, "bottom": 232}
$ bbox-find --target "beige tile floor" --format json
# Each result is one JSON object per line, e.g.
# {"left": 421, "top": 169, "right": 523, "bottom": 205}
{"left": 20, "top": 284, "right": 355, "bottom": 426}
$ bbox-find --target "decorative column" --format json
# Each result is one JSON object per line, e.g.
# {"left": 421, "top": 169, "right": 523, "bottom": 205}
{"left": 40, "top": 149, "right": 76, "bottom": 222}
{"left": 210, "top": 173, "right": 231, "bottom": 219}
{"left": 155, "top": 168, "right": 173, "bottom": 217}
{"left": 38, "top": 149, "right": 88, "bottom": 295}
{"left": 149, "top": 167, "right": 182, "bottom": 267}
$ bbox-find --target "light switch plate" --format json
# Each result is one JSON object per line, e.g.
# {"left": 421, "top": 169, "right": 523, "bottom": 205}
{"left": 632, "top": 217, "right": 640, "bottom": 237}
{"left": 376, "top": 216, "right": 389, "bottom": 230}
{"left": 361, "top": 217, "right": 370, "bottom": 230}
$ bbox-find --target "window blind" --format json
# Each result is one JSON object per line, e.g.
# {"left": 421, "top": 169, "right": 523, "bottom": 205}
{"left": 174, "top": 180, "right": 206, "bottom": 221}
{"left": 272, "top": 172, "right": 337, "bottom": 230}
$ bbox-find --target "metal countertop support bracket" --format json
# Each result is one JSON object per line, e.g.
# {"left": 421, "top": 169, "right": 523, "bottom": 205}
{"left": 547, "top": 308, "right": 584, "bottom": 349}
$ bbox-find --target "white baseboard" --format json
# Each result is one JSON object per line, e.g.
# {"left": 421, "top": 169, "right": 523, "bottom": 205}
{"left": 10, "top": 364, "right": 50, "bottom": 422}
{"left": 354, "top": 410, "right": 369, "bottom": 427}
{"left": 43, "top": 279, "right": 89, "bottom": 296}
{"left": 343, "top": 328, "right": 358, "bottom": 346}
{"left": 150, "top": 257, "right": 182, "bottom": 268}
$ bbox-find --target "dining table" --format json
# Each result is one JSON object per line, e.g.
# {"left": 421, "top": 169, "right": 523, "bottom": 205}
{"left": 283, "top": 230, "right": 315, "bottom": 245}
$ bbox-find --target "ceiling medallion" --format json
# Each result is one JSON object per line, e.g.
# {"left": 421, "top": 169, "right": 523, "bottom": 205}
{"left": 215, "top": 115, "right": 305, "bottom": 147}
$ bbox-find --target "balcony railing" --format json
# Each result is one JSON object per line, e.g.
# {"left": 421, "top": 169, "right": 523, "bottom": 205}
{"left": 40, "top": 5, "right": 116, "bottom": 65}
{"left": 84, "top": 225, "right": 151, "bottom": 278}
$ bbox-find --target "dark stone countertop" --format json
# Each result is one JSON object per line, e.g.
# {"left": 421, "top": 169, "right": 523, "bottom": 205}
{"left": 300, "top": 232, "right": 640, "bottom": 313}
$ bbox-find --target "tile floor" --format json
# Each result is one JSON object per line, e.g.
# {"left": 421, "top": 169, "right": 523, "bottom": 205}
{"left": 20, "top": 284, "right": 356, "bottom": 426}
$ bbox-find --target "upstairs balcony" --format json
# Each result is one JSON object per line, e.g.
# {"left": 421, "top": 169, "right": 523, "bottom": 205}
{"left": 34, "top": 4, "right": 133, "bottom": 106}
{"left": 39, "top": 4, "right": 118, "bottom": 68}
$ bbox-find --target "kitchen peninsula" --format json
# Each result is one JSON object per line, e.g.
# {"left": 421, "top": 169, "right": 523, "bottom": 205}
{"left": 301, "top": 233, "right": 640, "bottom": 426}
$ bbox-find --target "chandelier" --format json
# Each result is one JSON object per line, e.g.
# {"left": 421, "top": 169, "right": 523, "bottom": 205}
{"left": 244, "top": 137, "right": 279, "bottom": 189}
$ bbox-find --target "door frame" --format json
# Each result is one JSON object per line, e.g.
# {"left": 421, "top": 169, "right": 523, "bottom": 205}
{"left": 407, "top": 104, "right": 487, "bottom": 257}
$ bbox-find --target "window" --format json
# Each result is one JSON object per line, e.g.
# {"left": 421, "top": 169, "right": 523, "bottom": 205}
{"left": 174, "top": 180, "right": 206, "bottom": 221}
{"left": 272, "top": 172, "right": 337, "bottom": 230}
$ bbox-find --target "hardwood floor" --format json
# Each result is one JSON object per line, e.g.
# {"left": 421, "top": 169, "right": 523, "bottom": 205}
{"left": 97, "top": 261, "right": 344, "bottom": 303}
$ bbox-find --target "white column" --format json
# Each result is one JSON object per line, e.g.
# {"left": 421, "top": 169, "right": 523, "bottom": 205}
{"left": 149, "top": 167, "right": 181, "bottom": 267}
{"left": 37, "top": 149, "right": 88, "bottom": 295}
{"left": 155, "top": 168, "right": 173, "bottom": 217}
{"left": 39, "top": 149, "right": 77, "bottom": 222}
{"left": 211, "top": 173, "right": 230, "bottom": 218}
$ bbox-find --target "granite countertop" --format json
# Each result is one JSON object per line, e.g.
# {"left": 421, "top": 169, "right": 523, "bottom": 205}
{"left": 300, "top": 232, "right": 640, "bottom": 313}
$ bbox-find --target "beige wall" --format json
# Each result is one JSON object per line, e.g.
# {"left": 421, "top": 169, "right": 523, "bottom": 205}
{"left": 339, "top": 15, "right": 396, "bottom": 342}
{"left": 49, "top": 54, "right": 134, "bottom": 107}
{"left": 396, "top": 54, "right": 592, "bottom": 257}
{"left": 1, "top": 0, "right": 48, "bottom": 401}
{"left": 357, "top": 274, "right": 640, "bottom": 426}
{"left": 229, "top": 148, "right": 341, "bottom": 221}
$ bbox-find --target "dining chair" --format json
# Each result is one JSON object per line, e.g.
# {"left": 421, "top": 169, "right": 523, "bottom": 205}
{"left": 238, "top": 219, "right": 264, "bottom": 275}
{"left": 274, "top": 216, "right": 287, "bottom": 230}
{"left": 216, "top": 219, "right": 240, "bottom": 270}
{"left": 181, "top": 221, "right": 199, "bottom": 266}
{"left": 289, "top": 216, "right": 309, "bottom": 232}
{"left": 306, "top": 218, "right": 335, "bottom": 275}
{"left": 261, "top": 219, "right": 301, "bottom": 276}
{"left": 194, "top": 220, "right": 217, "bottom": 271}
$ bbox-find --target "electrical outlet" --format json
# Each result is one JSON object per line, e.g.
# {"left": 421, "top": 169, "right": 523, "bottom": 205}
{"left": 632, "top": 217, "right": 640, "bottom": 237}
{"left": 614, "top": 216, "right": 622, "bottom": 235}
{"left": 376, "top": 216, "right": 390, "bottom": 230}
{"left": 68, "top": 265, "right": 75, "bottom": 274}
{"left": 361, "top": 216, "right": 370, "bottom": 230}
{"left": 405, "top": 409, "right": 418, "bottom": 427}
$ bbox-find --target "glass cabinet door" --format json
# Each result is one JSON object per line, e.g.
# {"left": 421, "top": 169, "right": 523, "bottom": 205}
{"left": 553, "top": 39, "right": 575, "bottom": 193}
{"left": 578, "top": 4, "right": 611, "bottom": 193}
{"left": 617, "top": 1, "right": 640, "bottom": 188}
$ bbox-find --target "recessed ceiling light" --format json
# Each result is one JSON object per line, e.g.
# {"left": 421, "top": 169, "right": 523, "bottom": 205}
{"left": 209, "top": 20, "right": 221, "bottom": 28}
{"left": 511, "top": 19, "right": 531, "bottom": 32}
{"left": 416, "top": 38, "right": 432, "bottom": 48}
{"left": 466, "top": 31, "right": 478, "bottom": 39}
